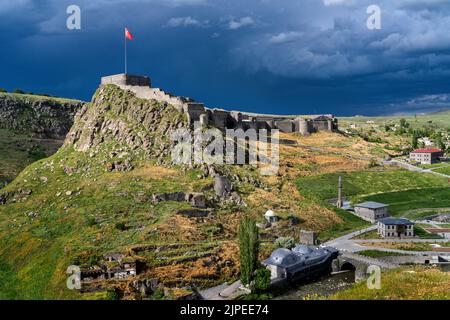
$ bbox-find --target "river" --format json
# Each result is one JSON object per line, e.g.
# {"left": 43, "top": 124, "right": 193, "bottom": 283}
{"left": 274, "top": 271, "right": 355, "bottom": 300}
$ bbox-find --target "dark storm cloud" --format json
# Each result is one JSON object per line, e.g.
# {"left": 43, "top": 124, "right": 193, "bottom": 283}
{"left": 1, "top": 0, "right": 449, "bottom": 116}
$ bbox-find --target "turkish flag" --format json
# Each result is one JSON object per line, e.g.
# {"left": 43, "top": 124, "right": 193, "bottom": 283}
{"left": 125, "top": 27, "right": 133, "bottom": 40}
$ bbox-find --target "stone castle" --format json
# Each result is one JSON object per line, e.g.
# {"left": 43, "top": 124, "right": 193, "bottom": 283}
{"left": 101, "top": 74, "right": 338, "bottom": 134}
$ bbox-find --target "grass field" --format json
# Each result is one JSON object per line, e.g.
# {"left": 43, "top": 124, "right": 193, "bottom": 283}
{"left": 295, "top": 169, "right": 449, "bottom": 201}
{"left": 363, "top": 187, "right": 450, "bottom": 217}
{"left": 340, "top": 109, "right": 450, "bottom": 130}
{"left": 330, "top": 267, "right": 450, "bottom": 300}
{"left": 357, "top": 250, "right": 404, "bottom": 258}
{"left": 360, "top": 241, "right": 450, "bottom": 251}
{"left": 434, "top": 166, "right": 450, "bottom": 175}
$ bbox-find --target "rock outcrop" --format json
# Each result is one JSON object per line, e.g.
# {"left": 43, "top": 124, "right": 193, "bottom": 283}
{"left": 0, "top": 93, "right": 83, "bottom": 139}
{"left": 64, "top": 85, "right": 188, "bottom": 164}
{"left": 152, "top": 192, "right": 207, "bottom": 208}
{"left": 214, "top": 175, "right": 246, "bottom": 207}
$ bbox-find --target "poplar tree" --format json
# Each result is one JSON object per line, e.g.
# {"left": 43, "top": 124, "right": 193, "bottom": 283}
{"left": 238, "top": 217, "right": 259, "bottom": 286}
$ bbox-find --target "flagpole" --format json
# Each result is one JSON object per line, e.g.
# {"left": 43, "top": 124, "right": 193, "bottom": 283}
{"left": 124, "top": 29, "right": 127, "bottom": 75}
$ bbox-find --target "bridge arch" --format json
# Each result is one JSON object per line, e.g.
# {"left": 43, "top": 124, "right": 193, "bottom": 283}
{"left": 340, "top": 261, "right": 356, "bottom": 272}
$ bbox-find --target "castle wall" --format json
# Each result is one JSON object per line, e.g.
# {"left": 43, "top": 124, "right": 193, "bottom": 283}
{"left": 185, "top": 103, "right": 207, "bottom": 124}
{"left": 100, "top": 74, "right": 338, "bottom": 135}
{"left": 210, "top": 109, "right": 230, "bottom": 129}
{"left": 274, "top": 120, "right": 294, "bottom": 133}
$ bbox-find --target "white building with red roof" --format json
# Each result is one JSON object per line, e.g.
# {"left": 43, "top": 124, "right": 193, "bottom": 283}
{"left": 410, "top": 148, "right": 444, "bottom": 164}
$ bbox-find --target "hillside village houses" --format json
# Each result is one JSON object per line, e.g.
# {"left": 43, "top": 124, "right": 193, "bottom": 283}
{"left": 377, "top": 218, "right": 415, "bottom": 238}
{"left": 354, "top": 201, "right": 390, "bottom": 223}
{"left": 418, "top": 137, "right": 434, "bottom": 147}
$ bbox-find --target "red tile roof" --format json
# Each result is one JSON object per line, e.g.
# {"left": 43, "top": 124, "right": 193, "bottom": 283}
{"left": 411, "top": 148, "right": 443, "bottom": 154}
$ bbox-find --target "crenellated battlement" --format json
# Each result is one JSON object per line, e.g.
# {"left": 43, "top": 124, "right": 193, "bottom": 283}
{"left": 100, "top": 74, "right": 338, "bottom": 134}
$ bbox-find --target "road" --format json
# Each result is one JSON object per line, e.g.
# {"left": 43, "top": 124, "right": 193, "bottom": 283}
{"left": 325, "top": 225, "right": 450, "bottom": 256}
{"left": 199, "top": 280, "right": 244, "bottom": 300}
{"left": 324, "top": 226, "right": 377, "bottom": 253}
{"left": 384, "top": 159, "right": 450, "bottom": 178}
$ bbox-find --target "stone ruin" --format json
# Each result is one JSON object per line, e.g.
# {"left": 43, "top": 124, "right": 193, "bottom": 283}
{"left": 299, "top": 230, "right": 318, "bottom": 245}
{"left": 101, "top": 74, "right": 339, "bottom": 135}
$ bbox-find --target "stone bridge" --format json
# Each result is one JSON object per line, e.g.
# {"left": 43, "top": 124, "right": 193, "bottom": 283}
{"left": 333, "top": 252, "right": 398, "bottom": 282}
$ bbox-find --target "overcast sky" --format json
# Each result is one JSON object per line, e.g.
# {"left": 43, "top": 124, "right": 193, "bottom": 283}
{"left": 1, "top": 0, "right": 450, "bottom": 115}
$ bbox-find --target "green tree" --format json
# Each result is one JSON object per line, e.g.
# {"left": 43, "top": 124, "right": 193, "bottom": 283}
{"left": 0, "top": 88, "right": 7, "bottom": 93}
{"left": 435, "top": 135, "right": 445, "bottom": 151}
{"left": 399, "top": 118, "right": 407, "bottom": 128}
{"left": 238, "top": 217, "right": 259, "bottom": 286}
{"left": 13, "top": 89, "right": 25, "bottom": 94}
{"left": 411, "top": 130, "right": 419, "bottom": 149}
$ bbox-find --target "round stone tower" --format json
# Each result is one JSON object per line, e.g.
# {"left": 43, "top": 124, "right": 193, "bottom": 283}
{"left": 297, "top": 118, "right": 310, "bottom": 136}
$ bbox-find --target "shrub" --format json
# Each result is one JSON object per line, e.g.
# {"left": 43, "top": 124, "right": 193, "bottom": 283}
{"left": 368, "top": 158, "right": 378, "bottom": 168}
{"left": 274, "top": 237, "right": 295, "bottom": 249}
{"left": 206, "top": 223, "right": 223, "bottom": 237}
{"left": 0, "top": 88, "right": 7, "bottom": 93}
{"left": 87, "top": 254, "right": 100, "bottom": 266}
{"left": 13, "top": 89, "right": 25, "bottom": 94}
{"left": 85, "top": 216, "right": 97, "bottom": 227}
{"left": 150, "top": 288, "right": 165, "bottom": 300}
{"left": 115, "top": 222, "right": 127, "bottom": 231}
{"left": 28, "top": 145, "right": 47, "bottom": 161}
{"left": 253, "top": 268, "right": 271, "bottom": 293}
{"left": 106, "top": 289, "right": 120, "bottom": 300}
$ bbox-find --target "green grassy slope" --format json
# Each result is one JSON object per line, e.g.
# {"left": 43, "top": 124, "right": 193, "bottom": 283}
{"left": 296, "top": 168, "right": 450, "bottom": 221}
{"left": 330, "top": 267, "right": 450, "bottom": 300}
{"left": 0, "top": 85, "right": 241, "bottom": 299}
{"left": 0, "top": 92, "right": 81, "bottom": 105}
{"left": 0, "top": 147, "right": 213, "bottom": 299}
{"left": 340, "top": 108, "right": 450, "bottom": 129}
{"left": 0, "top": 129, "right": 62, "bottom": 185}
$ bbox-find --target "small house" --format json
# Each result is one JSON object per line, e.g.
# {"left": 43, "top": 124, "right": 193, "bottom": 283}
{"left": 264, "top": 210, "right": 279, "bottom": 223}
{"left": 354, "top": 201, "right": 389, "bottom": 223}
{"left": 80, "top": 266, "right": 106, "bottom": 282}
{"left": 410, "top": 148, "right": 444, "bottom": 164}
{"left": 107, "top": 261, "right": 137, "bottom": 279}
{"left": 378, "top": 218, "right": 415, "bottom": 238}
{"left": 104, "top": 252, "right": 125, "bottom": 263}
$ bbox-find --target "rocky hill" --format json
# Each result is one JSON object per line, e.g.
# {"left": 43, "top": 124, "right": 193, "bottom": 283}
{"left": 0, "top": 93, "right": 83, "bottom": 186}
{"left": 0, "top": 93, "right": 82, "bottom": 139}
{"left": 0, "top": 83, "right": 390, "bottom": 300}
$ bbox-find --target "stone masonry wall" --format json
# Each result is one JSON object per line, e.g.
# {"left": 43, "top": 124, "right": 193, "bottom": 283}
{"left": 100, "top": 74, "right": 338, "bottom": 135}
